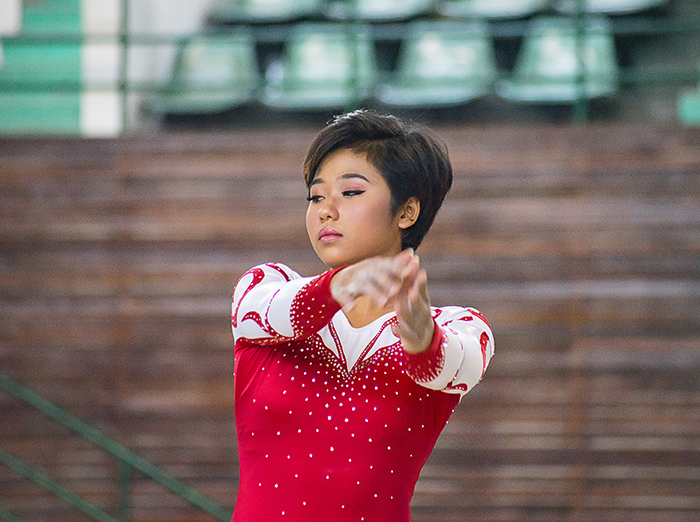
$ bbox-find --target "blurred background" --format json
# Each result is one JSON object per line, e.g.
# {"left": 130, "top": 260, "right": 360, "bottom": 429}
{"left": 1, "top": 0, "right": 699, "bottom": 521}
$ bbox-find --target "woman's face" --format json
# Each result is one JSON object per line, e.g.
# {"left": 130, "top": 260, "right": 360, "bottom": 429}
{"left": 305, "top": 149, "right": 407, "bottom": 269}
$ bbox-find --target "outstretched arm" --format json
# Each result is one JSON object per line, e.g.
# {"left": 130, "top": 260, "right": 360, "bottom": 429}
{"left": 329, "top": 249, "right": 434, "bottom": 353}
{"left": 330, "top": 250, "right": 494, "bottom": 394}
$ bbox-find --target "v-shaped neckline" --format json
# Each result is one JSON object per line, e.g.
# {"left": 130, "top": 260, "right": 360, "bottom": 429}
{"left": 327, "top": 312, "right": 399, "bottom": 373}
{"left": 336, "top": 309, "right": 396, "bottom": 333}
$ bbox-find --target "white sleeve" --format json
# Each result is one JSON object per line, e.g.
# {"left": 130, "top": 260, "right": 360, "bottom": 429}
{"left": 232, "top": 263, "right": 342, "bottom": 346}
{"left": 404, "top": 306, "right": 494, "bottom": 397}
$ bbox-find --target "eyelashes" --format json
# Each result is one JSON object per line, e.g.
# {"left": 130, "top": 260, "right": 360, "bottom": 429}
{"left": 306, "top": 190, "right": 365, "bottom": 203}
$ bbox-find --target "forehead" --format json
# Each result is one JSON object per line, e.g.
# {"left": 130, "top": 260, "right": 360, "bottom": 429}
{"left": 313, "top": 148, "right": 384, "bottom": 183}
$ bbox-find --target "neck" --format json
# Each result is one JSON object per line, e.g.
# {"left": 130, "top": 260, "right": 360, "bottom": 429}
{"left": 342, "top": 296, "right": 393, "bottom": 329}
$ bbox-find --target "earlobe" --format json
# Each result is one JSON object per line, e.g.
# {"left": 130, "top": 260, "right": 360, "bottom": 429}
{"left": 398, "top": 198, "right": 420, "bottom": 229}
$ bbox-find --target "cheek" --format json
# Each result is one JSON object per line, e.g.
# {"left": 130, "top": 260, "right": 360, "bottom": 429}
{"left": 374, "top": 193, "right": 397, "bottom": 221}
{"left": 361, "top": 197, "right": 398, "bottom": 233}
{"left": 305, "top": 206, "right": 314, "bottom": 234}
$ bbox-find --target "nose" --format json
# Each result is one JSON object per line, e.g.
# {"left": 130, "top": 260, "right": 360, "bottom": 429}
{"left": 318, "top": 196, "right": 338, "bottom": 222}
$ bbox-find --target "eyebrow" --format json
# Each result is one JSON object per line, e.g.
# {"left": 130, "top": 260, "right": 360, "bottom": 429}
{"left": 309, "top": 173, "right": 370, "bottom": 187}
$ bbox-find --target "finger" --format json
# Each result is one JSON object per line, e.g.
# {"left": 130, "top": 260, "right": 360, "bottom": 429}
{"left": 416, "top": 269, "right": 429, "bottom": 304}
{"left": 396, "top": 291, "right": 421, "bottom": 330}
{"left": 399, "top": 258, "right": 416, "bottom": 282}
{"left": 397, "top": 248, "right": 414, "bottom": 261}
{"left": 402, "top": 267, "right": 421, "bottom": 304}
{"left": 392, "top": 249, "right": 416, "bottom": 275}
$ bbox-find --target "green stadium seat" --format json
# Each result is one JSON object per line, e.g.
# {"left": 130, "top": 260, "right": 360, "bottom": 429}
{"left": 438, "top": 0, "right": 548, "bottom": 19}
{"left": 678, "top": 67, "right": 700, "bottom": 125}
{"left": 207, "top": 0, "right": 325, "bottom": 23}
{"left": 554, "top": 0, "right": 669, "bottom": 15}
{"left": 678, "top": 89, "right": 700, "bottom": 125}
{"left": 376, "top": 21, "right": 496, "bottom": 107}
{"left": 325, "top": 0, "right": 436, "bottom": 22}
{"left": 145, "top": 31, "right": 259, "bottom": 114}
{"left": 261, "top": 23, "right": 377, "bottom": 110}
{"left": 496, "top": 16, "right": 618, "bottom": 104}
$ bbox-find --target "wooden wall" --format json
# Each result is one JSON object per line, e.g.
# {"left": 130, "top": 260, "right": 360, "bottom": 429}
{"left": 1, "top": 124, "right": 699, "bottom": 521}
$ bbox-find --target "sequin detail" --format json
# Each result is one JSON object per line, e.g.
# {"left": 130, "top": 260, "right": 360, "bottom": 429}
{"left": 402, "top": 321, "right": 446, "bottom": 383}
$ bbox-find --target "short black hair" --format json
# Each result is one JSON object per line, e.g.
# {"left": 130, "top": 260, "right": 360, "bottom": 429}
{"left": 303, "top": 110, "right": 453, "bottom": 251}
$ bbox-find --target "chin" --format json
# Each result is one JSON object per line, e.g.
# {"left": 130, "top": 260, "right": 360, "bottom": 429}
{"left": 319, "top": 256, "right": 349, "bottom": 270}
{"left": 314, "top": 248, "right": 355, "bottom": 270}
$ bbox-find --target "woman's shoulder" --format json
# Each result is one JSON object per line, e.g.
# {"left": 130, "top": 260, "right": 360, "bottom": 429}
{"left": 238, "top": 262, "right": 304, "bottom": 283}
{"left": 233, "top": 263, "right": 309, "bottom": 308}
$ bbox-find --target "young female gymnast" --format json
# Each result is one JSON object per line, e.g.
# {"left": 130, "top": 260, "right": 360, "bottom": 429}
{"left": 231, "top": 110, "right": 494, "bottom": 521}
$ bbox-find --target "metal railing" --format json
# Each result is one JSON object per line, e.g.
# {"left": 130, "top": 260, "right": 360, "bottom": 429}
{"left": 1, "top": 0, "right": 699, "bottom": 131}
{"left": 0, "top": 371, "right": 232, "bottom": 522}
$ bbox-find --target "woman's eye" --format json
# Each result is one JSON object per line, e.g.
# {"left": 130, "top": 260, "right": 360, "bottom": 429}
{"left": 342, "top": 190, "right": 365, "bottom": 197}
{"left": 306, "top": 194, "right": 323, "bottom": 203}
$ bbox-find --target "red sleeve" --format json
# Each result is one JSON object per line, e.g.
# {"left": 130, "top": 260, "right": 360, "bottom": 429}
{"left": 402, "top": 320, "right": 446, "bottom": 383}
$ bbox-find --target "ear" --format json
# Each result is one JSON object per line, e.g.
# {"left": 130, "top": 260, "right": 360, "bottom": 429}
{"left": 398, "top": 197, "right": 420, "bottom": 230}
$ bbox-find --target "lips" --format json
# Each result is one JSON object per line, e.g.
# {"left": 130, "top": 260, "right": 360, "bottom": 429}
{"left": 318, "top": 227, "right": 342, "bottom": 242}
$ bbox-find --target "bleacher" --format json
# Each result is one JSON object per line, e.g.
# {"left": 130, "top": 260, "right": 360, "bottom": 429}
{"left": 1, "top": 123, "right": 700, "bottom": 520}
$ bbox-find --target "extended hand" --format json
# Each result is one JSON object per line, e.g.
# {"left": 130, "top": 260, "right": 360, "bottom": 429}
{"left": 330, "top": 250, "right": 434, "bottom": 354}
{"left": 393, "top": 255, "right": 434, "bottom": 354}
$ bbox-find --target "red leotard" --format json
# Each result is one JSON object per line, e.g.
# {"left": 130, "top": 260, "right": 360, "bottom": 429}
{"left": 231, "top": 263, "right": 494, "bottom": 522}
